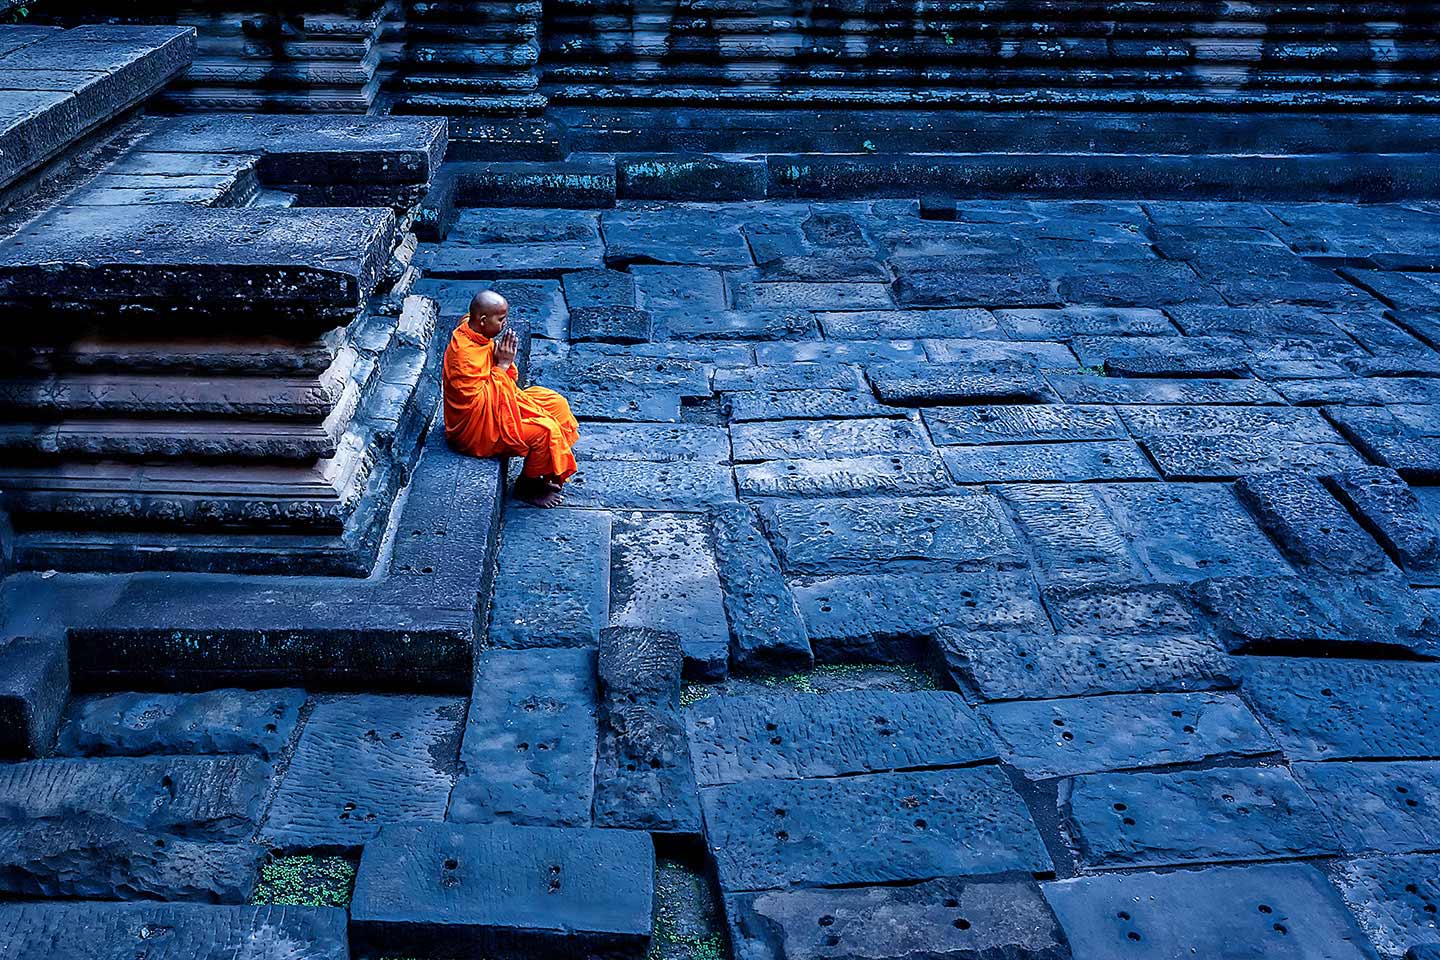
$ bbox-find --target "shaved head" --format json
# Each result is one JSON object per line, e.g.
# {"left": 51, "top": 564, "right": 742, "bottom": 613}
{"left": 470, "top": 290, "right": 508, "bottom": 318}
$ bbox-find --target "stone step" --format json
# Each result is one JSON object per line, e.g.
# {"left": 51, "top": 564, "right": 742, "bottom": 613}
{"left": 449, "top": 153, "right": 616, "bottom": 207}
{"left": 0, "top": 636, "right": 68, "bottom": 760}
{"left": 350, "top": 822, "right": 654, "bottom": 959}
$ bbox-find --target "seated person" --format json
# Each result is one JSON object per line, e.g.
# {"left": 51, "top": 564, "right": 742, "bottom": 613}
{"left": 441, "top": 290, "right": 578, "bottom": 507}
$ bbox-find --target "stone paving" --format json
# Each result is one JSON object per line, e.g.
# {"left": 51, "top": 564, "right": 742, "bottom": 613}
{"left": 427, "top": 195, "right": 1440, "bottom": 960}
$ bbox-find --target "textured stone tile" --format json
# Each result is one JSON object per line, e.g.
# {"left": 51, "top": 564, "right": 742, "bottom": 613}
{"left": 1142, "top": 435, "right": 1367, "bottom": 479}
{"left": 755, "top": 339, "right": 926, "bottom": 365}
{"left": 736, "top": 454, "right": 950, "bottom": 498}
{"left": 710, "top": 503, "right": 813, "bottom": 674}
{"left": 712, "top": 363, "right": 862, "bottom": 393}
{"left": 922, "top": 338, "right": 1077, "bottom": 367}
{"left": 1235, "top": 472, "right": 1391, "bottom": 574}
{"left": 727, "top": 389, "right": 893, "bottom": 423}
{"left": 1328, "top": 467, "right": 1440, "bottom": 582}
{"left": 942, "top": 440, "right": 1156, "bottom": 483}
{"left": 998, "top": 484, "right": 1145, "bottom": 584}
{"left": 578, "top": 422, "right": 730, "bottom": 462}
{"left": 56, "top": 690, "right": 303, "bottom": 760}
{"left": 731, "top": 417, "right": 929, "bottom": 461}
{"left": 818, "top": 308, "right": 1001, "bottom": 340}
{"left": 490, "top": 508, "right": 611, "bottom": 648}
{"left": 1048, "top": 374, "right": 1285, "bottom": 405}
{"left": 923, "top": 404, "right": 1123, "bottom": 446}
{"left": 559, "top": 460, "right": 735, "bottom": 510}
{"left": 996, "top": 306, "right": 1175, "bottom": 340}
{"left": 1296, "top": 760, "right": 1440, "bottom": 854}
{"left": 1333, "top": 854, "right": 1440, "bottom": 958}
{"left": 602, "top": 209, "right": 752, "bottom": 266}
{"left": 868, "top": 360, "right": 1054, "bottom": 405}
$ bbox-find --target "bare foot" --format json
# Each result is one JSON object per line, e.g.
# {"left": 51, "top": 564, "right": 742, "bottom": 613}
{"left": 516, "top": 476, "right": 565, "bottom": 508}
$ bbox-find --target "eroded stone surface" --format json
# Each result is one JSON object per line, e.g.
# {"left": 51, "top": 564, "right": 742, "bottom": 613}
{"left": 56, "top": 690, "right": 304, "bottom": 760}
{"left": 490, "top": 508, "right": 611, "bottom": 648}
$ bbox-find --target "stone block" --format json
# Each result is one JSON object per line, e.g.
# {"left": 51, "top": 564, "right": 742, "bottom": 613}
{"left": 0, "top": 636, "right": 67, "bottom": 760}
{"left": 867, "top": 360, "right": 1054, "bottom": 405}
{"left": 1295, "top": 760, "right": 1440, "bottom": 855}
{"left": 984, "top": 692, "right": 1275, "bottom": 779}
{"left": 668, "top": 310, "right": 816, "bottom": 341}
{"left": 728, "top": 879, "right": 1069, "bottom": 960}
{"left": 0, "top": 205, "right": 396, "bottom": 324}
{"left": 562, "top": 267, "right": 636, "bottom": 309}
{"left": 996, "top": 306, "right": 1175, "bottom": 340}
{"left": 794, "top": 569, "right": 1048, "bottom": 663}
{"left": 1053, "top": 261, "right": 1223, "bottom": 307}
{"left": 731, "top": 280, "right": 892, "bottom": 313}
{"left": 1328, "top": 467, "right": 1440, "bottom": 581}
{"left": 0, "top": 815, "right": 265, "bottom": 902}
{"left": 710, "top": 503, "right": 813, "bottom": 675}
{"left": 922, "top": 404, "right": 1124, "bottom": 446}
{"left": 350, "top": 822, "right": 653, "bottom": 960}
{"left": 727, "top": 389, "right": 891, "bottom": 422}
{"left": 0, "top": 902, "right": 349, "bottom": 959}
{"left": 448, "top": 648, "right": 596, "bottom": 828}
{"left": 1141, "top": 435, "right": 1367, "bottom": 480}
{"left": 942, "top": 627, "right": 1234, "bottom": 702}
{"left": 1043, "top": 864, "right": 1379, "bottom": 960}
{"left": 890, "top": 256, "right": 1057, "bottom": 309}
{"left": 686, "top": 691, "right": 995, "bottom": 787}
{"left": 450, "top": 154, "right": 617, "bottom": 209}
{"left": 759, "top": 340, "right": 928, "bottom": 365}
{"left": 731, "top": 417, "right": 928, "bottom": 462}
{"left": 736, "top": 454, "right": 951, "bottom": 498}
{"left": 262, "top": 695, "right": 463, "bottom": 849}
{"left": 702, "top": 767, "right": 1051, "bottom": 893}
{"left": 1239, "top": 657, "right": 1440, "bottom": 761}
{"left": 602, "top": 209, "right": 753, "bottom": 267}
{"left": 618, "top": 153, "right": 767, "bottom": 201}
{"left": 757, "top": 256, "right": 890, "bottom": 284}
{"left": 1061, "top": 767, "right": 1341, "bottom": 869}
{"left": 757, "top": 495, "right": 1023, "bottom": 574}
{"left": 559, "top": 460, "right": 735, "bottom": 511}
{"left": 489, "top": 508, "right": 611, "bottom": 649}
{"left": 818, "top": 307, "right": 1000, "bottom": 340}
{"left": 579, "top": 422, "right": 729, "bottom": 463}
{"left": 997, "top": 484, "right": 1144, "bottom": 583}
{"left": 1235, "top": 472, "right": 1391, "bottom": 574}
{"left": 0, "top": 756, "right": 268, "bottom": 841}
{"left": 922, "top": 339, "right": 1076, "bottom": 367}
{"left": 1334, "top": 854, "right": 1440, "bottom": 959}
{"left": 569, "top": 305, "right": 654, "bottom": 343}
{"left": 942, "top": 440, "right": 1156, "bottom": 483}
{"left": 1047, "top": 375, "right": 1284, "bottom": 406}
{"left": 713, "top": 364, "right": 861, "bottom": 394}
{"left": 610, "top": 512, "right": 729, "bottom": 681}
{"left": 56, "top": 689, "right": 303, "bottom": 760}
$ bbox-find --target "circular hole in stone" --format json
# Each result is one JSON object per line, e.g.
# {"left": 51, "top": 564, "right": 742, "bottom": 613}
{"left": 818, "top": 916, "right": 834, "bottom": 927}
{"left": 914, "top": 819, "right": 927, "bottom": 829}
{"left": 1062, "top": 731, "right": 1074, "bottom": 741}
{"left": 444, "top": 858, "right": 458, "bottom": 870}
{"left": 1273, "top": 924, "right": 1287, "bottom": 935}
{"left": 1123, "top": 817, "right": 1136, "bottom": 826}
{"left": 825, "top": 935, "right": 840, "bottom": 947}
{"left": 944, "top": 899, "right": 959, "bottom": 908}
{"left": 1113, "top": 803, "right": 1127, "bottom": 812}
{"left": 1128, "top": 932, "right": 1142, "bottom": 942}
{"left": 1258, "top": 905, "right": 1272, "bottom": 914}
{"left": 1117, "top": 912, "right": 1130, "bottom": 921}
{"left": 776, "top": 831, "right": 789, "bottom": 841}
{"left": 953, "top": 919, "right": 970, "bottom": 931}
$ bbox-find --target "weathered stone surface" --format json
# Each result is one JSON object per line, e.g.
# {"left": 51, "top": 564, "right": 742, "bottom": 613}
{"left": 1334, "top": 854, "right": 1440, "bottom": 959}
{"left": 0, "top": 902, "right": 350, "bottom": 959}
{"left": 1239, "top": 658, "right": 1440, "bottom": 761}
{"left": 1118, "top": 404, "right": 1343, "bottom": 442}
{"left": 0, "top": 636, "right": 67, "bottom": 760}
{"left": 0, "top": 756, "right": 268, "bottom": 842}
{"left": 728, "top": 879, "right": 1070, "bottom": 960}
{"left": 1294, "top": 760, "right": 1440, "bottom": 855}
{"left": 602, "top": 209, "right": 753, "bottom": 266}
{"left": 351, "top": 822, "right": 653, "bottom": 960}
{"left": 998, "top": 484, "right": 1144, "bottom": 583}
{"left": 1328, "top": 467, "right": 1440, "bottom": 581}
{"left": 985, "top": 692, "right": 1275, "bottom": 779}
{"left": 1061, "top": 766, "right": 1341, "bottom": 869}
{"left": 490, "top": 508, "right": 611, "bottom": 648}
{"left": 737, "top": 454, "right": 950, "bottom": 498}
{"left": 668, "top": 310, "right": 816, "bottom": 341}
{"left": 868, "top": 360, "right": 1054, "bottom": 405}
{"left": 619, "top": 153, "right": 766, "bottom": 201}
{"left": 593, "top": 627, "right": 701, "bottom": 835}
{"left": 943, "top": 440, "right": 1155, "bottom": 483}
{"left": 1043, "top": 864, "right": 1379, "bottom": 960}
{"left": 56, "top": 690, "right": 304, "bottom": 760}
{"left": 758, "top": 495, "right": 1023, "bottom": 574}
{"left": 997, "top": 306, "right": 1174, "bottom": 340}
{"left": 686, "top": 691, "right": 995, "bottom": 787}
{"left": 1235, "top": 472, "right": 1391, "bottom": 574}
{"left": 610, "top": 512, "right": 729, "bottom": 681}
{"left": 419, "top": 208, "right": 603, "bottom": 278}
{"left": 559, "top": 460, "right": 735, "bottom": 510}
{"left": 449, "top": 648, "right": 596, "bottom": 828}
{"left": 0, "top": 205, "right": 396, "bottom": 323}
{"left": 1054, "top": 260, "right": 1223, "bottom": 307}
{"left": 922, "top": 404, "right": 1123, "bottom": 446}
{"left": 1142, "top": 434, "right": 1367, "bottom": 480}
{"left": 890, "top": 256, "right": 1056, "bottom": 309}
{"left": 732, "top": 280, "right": 892, "bottom": 313}
{"left": 922, "top": 338, "right": 1076, "bottom": 367}
{"left": 578, "top": 423, "right": 729, "bottom": 462}
{"left": 1099, "top": 483, "right": 1295, "bottom": 582}
{"left": 1043, "top": 581, "right": 1204, "bottom": 637}
{"left": 943, "top": 628, "right": 1235, "bottom": 702}
{"left": 760, "top": 339, "right": 928, "bottom": 365}
{"left": 731, "top": 416, "right": 927, "bottom": 462}
{"left": 794, "top": 569, "right": 1048, "bottom": 662}
{"left": 713, "top": 364, "right": 861, "bottom": 393}
{"left": 1074, "top": 335, "right": 1250, "bottom": 379}
{"left": 710, "top": 503, "right": 813, "bottom": 675}
{"left": 262, "top": 695, "right": 463, "bottom": 849}
{"left": 818, "top": 308, "right": 1000, "bottom": 340}
{"left": 702, "top": 767, "right": 1051, "bottom": 893}
{"left": 0, "top": 815, "right": 265, "bottom": 903}
{"left": 632, "top": 265, "right": 729, "bottom": 320}
{"left": 1047, "top": 374, "right": 1283, "bottom": 405}
{"left": 727, "top": 388, "right": 892, "bottom": 422}
{"left": 569, "top": 305, "right": 654, "bottom": 344}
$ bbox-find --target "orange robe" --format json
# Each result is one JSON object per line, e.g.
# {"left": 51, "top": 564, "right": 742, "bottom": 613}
{"left": 442, "top": 319, "right": 579, "bottom": 482}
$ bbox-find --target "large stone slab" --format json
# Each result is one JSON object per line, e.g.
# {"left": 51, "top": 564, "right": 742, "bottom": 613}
{"left": 0, "top": 756, "right": 268, "bottom": 842}
{"left": 1043, "top": 864, "right": 1380, "bottom": 960}
{"left": 1328, "top": 467, "right": 1440, "bottom": 582}
{"left": 996, "top": 306, "right": 1175, "bottom": 339}
{"left": 686, "top": 691, "right": 995, "bottom": 787}
{"left": 1047, "top": 374, "right": 1284, "bottom": 406}
{"left": 0, "top": 815, "right": 265, "bottom": 902}
{"left": 448, "top": 648, "right": 596, "bottom": 828}
{"left": 942, "top": 440, "right": 1156, "bottom": 483}
{"left": 0, "top": 205, "right": 396, "bottom": 323}
{"left": 890, "top": 256, "right": 1056, "bottom": 309}
{"left": 56, "top": 690, "right": 304, "bottom": 760}
{"left": 984, "top": 692, "right": 1275, "bottom": 779}
{"left": 727, "top": 878, "right": 1069, "bottom": 960}
{"left": 1239, "top": 658, "right": 1440, "bottom": 761}
{"left": 602, "top": 209, "right": 753, "bottom": 266}
{"left": 710, "top": 503, "right": 813, "bottom": 675}
{"left": 713, "top": 364, "right": 862, "bottom": 394}
{"left": 262, "top": 695, "right": 463, "bottom": 849}
{"left": 1295, "top": 760, "right": 1440, "bottom": 854}
{"left": 418, "top": 209, "right": 603, "bottom": 278}
{"left": 736, "top": 454, "right": 950, "bottom": 498}
{"left": 922, "top": 404, "right": 1123, "bottom": 446}
{"left": 1142, "top": 434, "right": 1367, "bottom": 480}
{"left": 489, "top": 508, "right": 611, "bottom": 648}
{"left": 727, "top": 388, "right": 892, "bottom": 422}
{"left": 1235, "top": 472, "right": 1391, "bottom": 574}
{"left": 731, "top": 416, "right": 928, "bottom": 462}
{"left": 702, "top": 767, "right": 1051, "bottom": 893}
{"left": 0, "top": 902, "right": 349, "bottom": 960}
{"left": 867, "top": 360, "right": 1054, "bottom": 405}
{"left": 577, "top": 422, "right": 729, "bottom": 462}
{"left": 997, "top": 484, "right": 1144, "bottom": 583}
{"left": 1061, "top": 766, "right": 1341, "bottom": 869}
{"left": 943, "top": 627, "right": 1235, "bottom": 702}
{"left": 1334, "top": 854, "right": 1440, "bottom": 959}
{"left": 351, "top": 822, "right": 653, "bottom": 960}
{"left": 668, "top": 310, "right": 816, "bottom": 341}
{"left": 758, "top": 495, "right": 1024, "bottom": 574}
{"left": 794, "top": 569, "right": 1048, "bottom": 663}
{"left": 0, "top": 635, "right": 67, "bottom": 760}
{"left": 559, "top": 460, "right": 735, "bottom": 510}
{"left": 818, "top": 308, "right": 1001, "bottom": 340}
{"left": 610, "top": 512, "right": 729, "bottom": 681}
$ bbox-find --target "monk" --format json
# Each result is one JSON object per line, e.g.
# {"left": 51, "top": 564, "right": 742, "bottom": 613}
{"left": 442, "top": 290, "right": 579, "bottom": 508}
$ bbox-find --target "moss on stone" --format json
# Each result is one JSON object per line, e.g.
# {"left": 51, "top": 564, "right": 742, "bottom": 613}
{"left": 250, "top": 854, "right": 357, "bottom": 908}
